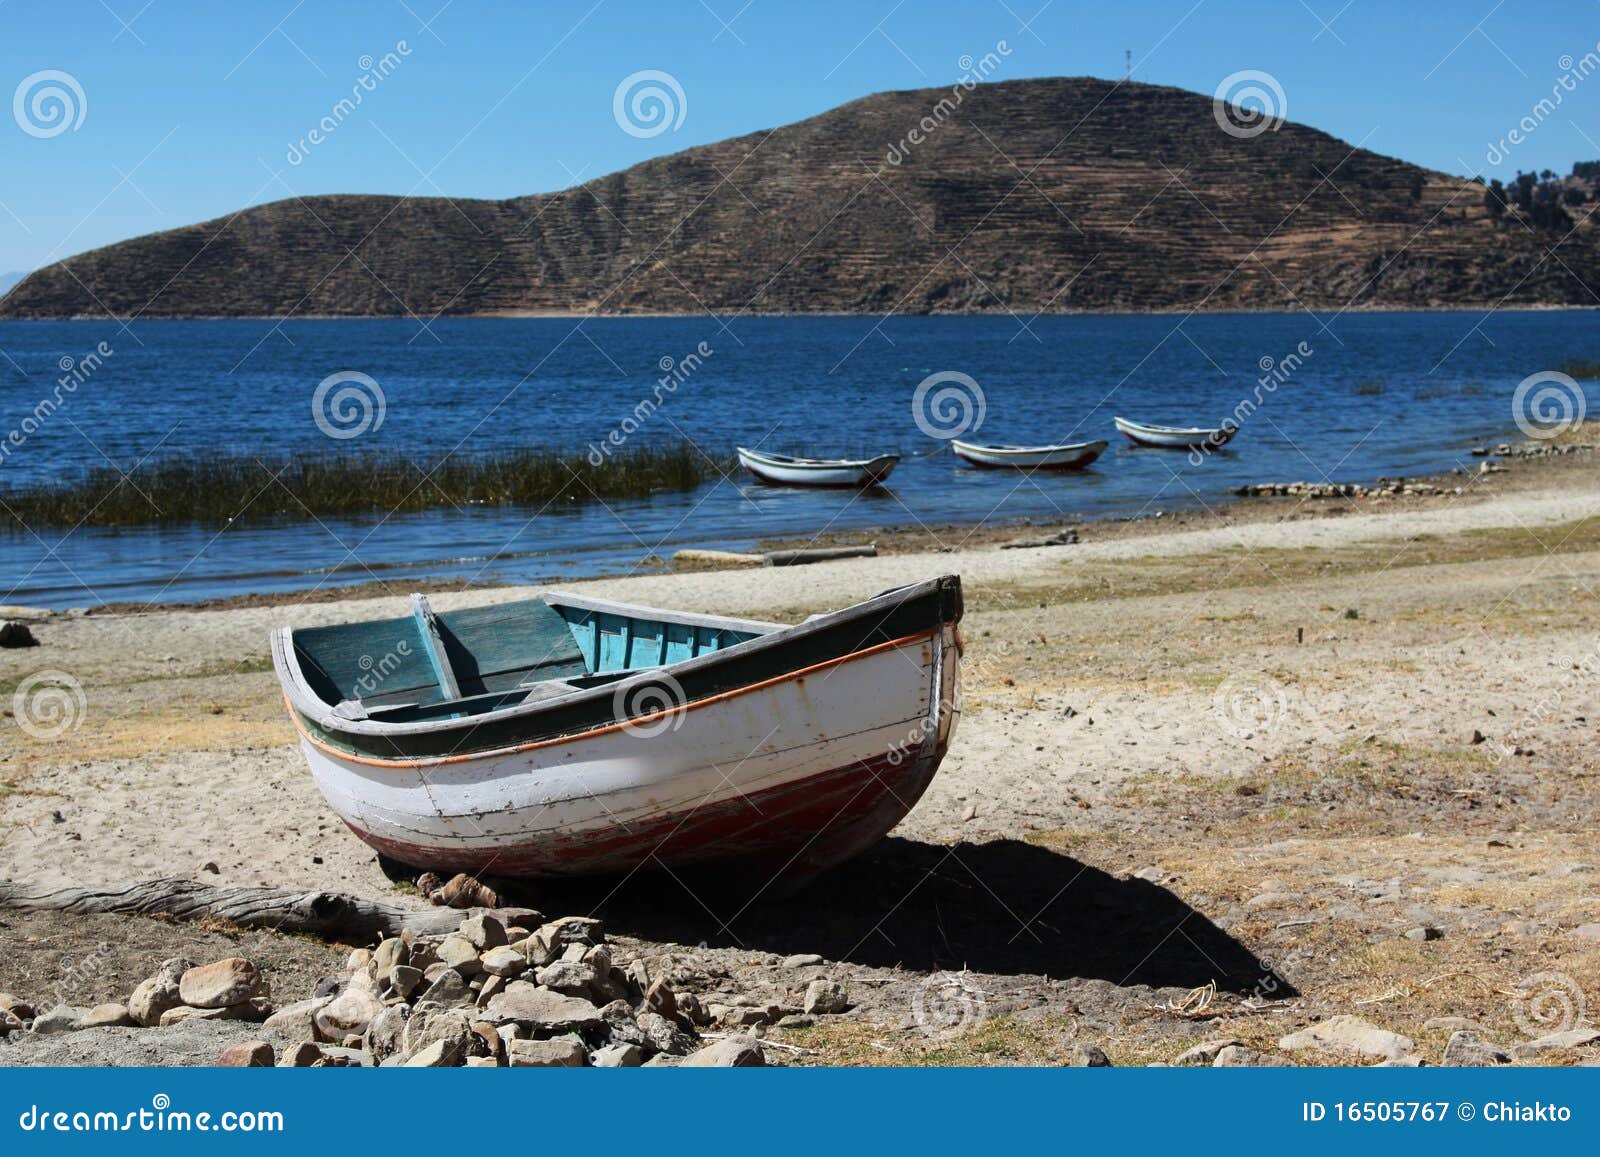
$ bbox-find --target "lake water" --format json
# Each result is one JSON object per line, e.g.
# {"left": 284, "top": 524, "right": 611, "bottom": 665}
{"left": 0, "top": 312, "right": 1593, "bottom": 609}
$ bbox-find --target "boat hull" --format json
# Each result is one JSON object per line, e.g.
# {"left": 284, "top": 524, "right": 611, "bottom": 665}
{"left": 294, "top": 624, "right": 960, "bottom": 880}
{"left": 1114, "top": 417, "right": 1237, "bottom": 449}
{"left": 737, "top": 449, "right": 899, "bottom": 487}
{"left": 951, "top": 439, "right": 1108, "bottom": 470}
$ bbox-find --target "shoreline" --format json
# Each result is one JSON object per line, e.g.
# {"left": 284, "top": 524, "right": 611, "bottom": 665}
{"left": 5, "top": 304, "right": 1600, "bottom": 323}
{"left": 37, "top": 436, "right": 1586, "bottom": 617}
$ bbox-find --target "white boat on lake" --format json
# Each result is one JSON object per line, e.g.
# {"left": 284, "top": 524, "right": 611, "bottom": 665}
{"left": 951, "top": 438, "right": 1108, "bottom": 470}
{"left": 737, "top": 446, "right": 900, "bottom": 487}
{"left": 1114, "top": 417, "right": 1239, "bottom": 449}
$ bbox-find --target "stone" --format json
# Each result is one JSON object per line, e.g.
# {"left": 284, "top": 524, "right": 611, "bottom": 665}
{"left": 78, "top": 1003, "right": 135, "bottom": 1028}
{"left": 1213, "top": 1046, "right": 1293, "bottom": 1067}
{"left": 261, "top": 997, "right": 330, "bottom": 1042}
{"left": 1174, "top": 1039, "right": 1242, "bottom": 1066}
{"left": 1279, "top": 1016, "right": 1414, "bottom": 1059}
{"left": 482, "top": 981, "right": 603, "bottom": 1032}
{"left": 535, "top": 959, "right": 600, "bottom": 997}
{"left": 1372, "top": 1055, "right": 1425, "bottom": 1067}
{"left": 401, "top": 1008, "right": 473, "bottom": 1066}
{"left": 507, "top": 1038, "right": 587, "bottom": 1067}
{"left": 418, "top": 969, "right": 474, "bottom": 1008}
{"left": 314, "top": 985, "right": 384, "bottom": 1040}
{"left": 643, "top": 978, "right": 678, "bottom": 1019}
{"left": 458, "top": 913, "right": 508, "bottom": 950}
{"left": 802, "top": 978, "right": 850, "bottom": 1015}
{"left": 636, "top": 1010, "right": 696, "bottom": 1056}
{"left": 311, "top": 1046, "right": 364, "bottom": 1067}
{"left": 1403, "top": 926, "right": 1443, "bottom": 942}
{"left": 281, "top": 1041, "right": 326, "bottom": 1067}
{"left": 715, "top": 1005, "right": 772, "bottom": 1028}
{"left": 179, "top": 958, "right": 264, "bottom": 1009}
{"left": 372, "top": 938, "right": 407, "bottom": 975}
{"left": 1571, "top": 923, "right": 1600, "bottom": 941}
{"left": 470, "top": 1021, "right": 505, "bottom": 1064}
{"left": 436, "top": 935, "right": 481, "bottom": 976}
{"left": 1442, "top": 1031, "right": 1511, "bottom": 1066}
{"left": 432, "top": 873, "right": 500, "bottom": 909}
{"left": 775, "top": 1014, "right": 814, "bottom": 1029}
{"left": 479, "top": 946, "right": 526, "bottom": 978}
{"left": 781, "top": 953, "right": 824, "bottom": 969}
{"left": 218, "top": 1041, "right": 275, "bottom": 1067}
{"left": 128, "top": 957, "right": 191, "bottom": 1027}
{"left": 31, "top": 1006, "right": 84, "bottom": 1034}
{"left": 159, "top": 999, "right": 271, "bottom": 1026}
{"left": 1069, "top": 1043, "right": 1112, "bottom": 1067}
{"left": 0, "top": 994, "right": 36, "bottom": 1021}
{"left": 1423, "top": 1016, "right": 1477, "bottom": 1032}
{"left": 0, "top": 1011, "right": 24, "bottom": 1035}
{"left": 681, "top": 1035, "right": 766, "bottom": 1067}
{"left": 312, "top": 976, "right": 343, "bottom": 1000}
{"left": 365, "top": 1005, "right": 410, "bottom": 1061}
{"left": 464, "top": 1056, "right": 499, "bottom": 1067}
{"left": 386, "top": 965, "right": 424, "bottom": 999}
{"left": 1510, "top": 1027, "right": 1600, "bottom": 1061}
{"left": 0, "top": 621, "right": 39, "bottom": 648}
{"left": 402, "top": 1039, "right": 460, "bottom": 1067}
{"left": 592, "top": 1043, "right": 646, "bottom": 1067}
{"left": 533, "top": 916, "right": 604, "bottom": 960}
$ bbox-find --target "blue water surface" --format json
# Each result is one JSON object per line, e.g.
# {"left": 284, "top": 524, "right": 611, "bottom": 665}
{"left": 0, "top": 311, "right": 1593, "bottom": 607}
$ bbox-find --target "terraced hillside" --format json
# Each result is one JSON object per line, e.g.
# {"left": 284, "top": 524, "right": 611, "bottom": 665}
{"left": 3, "top": 77, "right": 1596, "bottom": 318}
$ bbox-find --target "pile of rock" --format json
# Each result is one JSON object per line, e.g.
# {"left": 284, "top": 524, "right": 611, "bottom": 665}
{"left": 1472, "top": 441, "right": 1594, "bottom": 459}
{"left": 1229, "top": 480, "right": 1457, "bottom": 500}
{"left": 1, "top": 957, "right": 271, "bottom": 1037}
{"left": 259, "top": 909, "right": 780, "bottom": 1067}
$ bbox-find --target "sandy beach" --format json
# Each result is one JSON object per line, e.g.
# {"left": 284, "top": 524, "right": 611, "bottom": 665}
{"left": 2, "top": 448, "right": 1598, "bottom": 1066}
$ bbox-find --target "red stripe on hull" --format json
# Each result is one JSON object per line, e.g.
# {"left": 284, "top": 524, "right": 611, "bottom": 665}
{"left": 347, "top": 743, "right": 948, "bottom": 882}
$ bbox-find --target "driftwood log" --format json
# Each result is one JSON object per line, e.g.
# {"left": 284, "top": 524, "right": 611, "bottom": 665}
{"left": 0, "top": 878, "right": 464, "bottom": 941}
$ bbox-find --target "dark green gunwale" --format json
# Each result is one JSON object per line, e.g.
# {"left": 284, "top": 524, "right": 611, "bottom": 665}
{"left": 296, "top": 577, "right": 962, "bottom": 761}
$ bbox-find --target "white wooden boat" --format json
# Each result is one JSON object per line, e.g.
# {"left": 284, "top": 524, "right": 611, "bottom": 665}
{"left": 737, "top": 446, "right": 900, "bottom": 487}
{"left": 1114, "top": 416, "right": 1239, "bottom": 449}
{"left": 271, "top": 578, "right": 962, "bottom": 884}
{"left": 951, "top": 438, "right": 1108, "bottom": 470}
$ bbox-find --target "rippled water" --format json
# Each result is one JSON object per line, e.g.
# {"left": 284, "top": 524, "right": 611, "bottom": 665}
{"left": 0, "top": 311, "right": 1592, "bottom": 608}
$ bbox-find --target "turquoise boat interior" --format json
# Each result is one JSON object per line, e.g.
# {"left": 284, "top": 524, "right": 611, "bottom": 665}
{"left": 290, "top": 595, "right": 771, "bottom": 723}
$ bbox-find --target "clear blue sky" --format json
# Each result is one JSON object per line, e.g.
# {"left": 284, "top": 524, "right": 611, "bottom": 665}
{"left": 1, "top": 0, "right": 1597, "bottom": 275}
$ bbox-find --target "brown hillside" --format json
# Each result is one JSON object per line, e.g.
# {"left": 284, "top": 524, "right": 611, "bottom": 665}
{"left": 3, "top": 77, "right": 1596, "bottom": 318}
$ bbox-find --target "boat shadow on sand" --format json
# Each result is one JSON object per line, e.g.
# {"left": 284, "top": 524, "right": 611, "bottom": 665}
{"left": 493, "top": 836, "right": 1293, "bottom": 996}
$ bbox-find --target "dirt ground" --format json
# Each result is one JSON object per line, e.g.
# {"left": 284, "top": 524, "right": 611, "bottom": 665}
{"left": 2, "top": 448, "right": 1598, "bottom": 1066}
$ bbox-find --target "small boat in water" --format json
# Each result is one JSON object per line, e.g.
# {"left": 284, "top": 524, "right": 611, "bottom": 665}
{"left": 951, "top": 438, "right": 1108, "bottom": 470}
{"left": 737, "top": 446, "right": 900, "bottom": 487}
{"left": 271, "top": 578, "right": 962, "bottom": 883}
{"left": 1114, "top": 416, "right": 1238, "bottom": 449}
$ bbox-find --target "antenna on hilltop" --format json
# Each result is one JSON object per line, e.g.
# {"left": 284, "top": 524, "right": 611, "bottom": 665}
{"left": 1124, "top": 49, "right": 1132, "bottom": 80}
